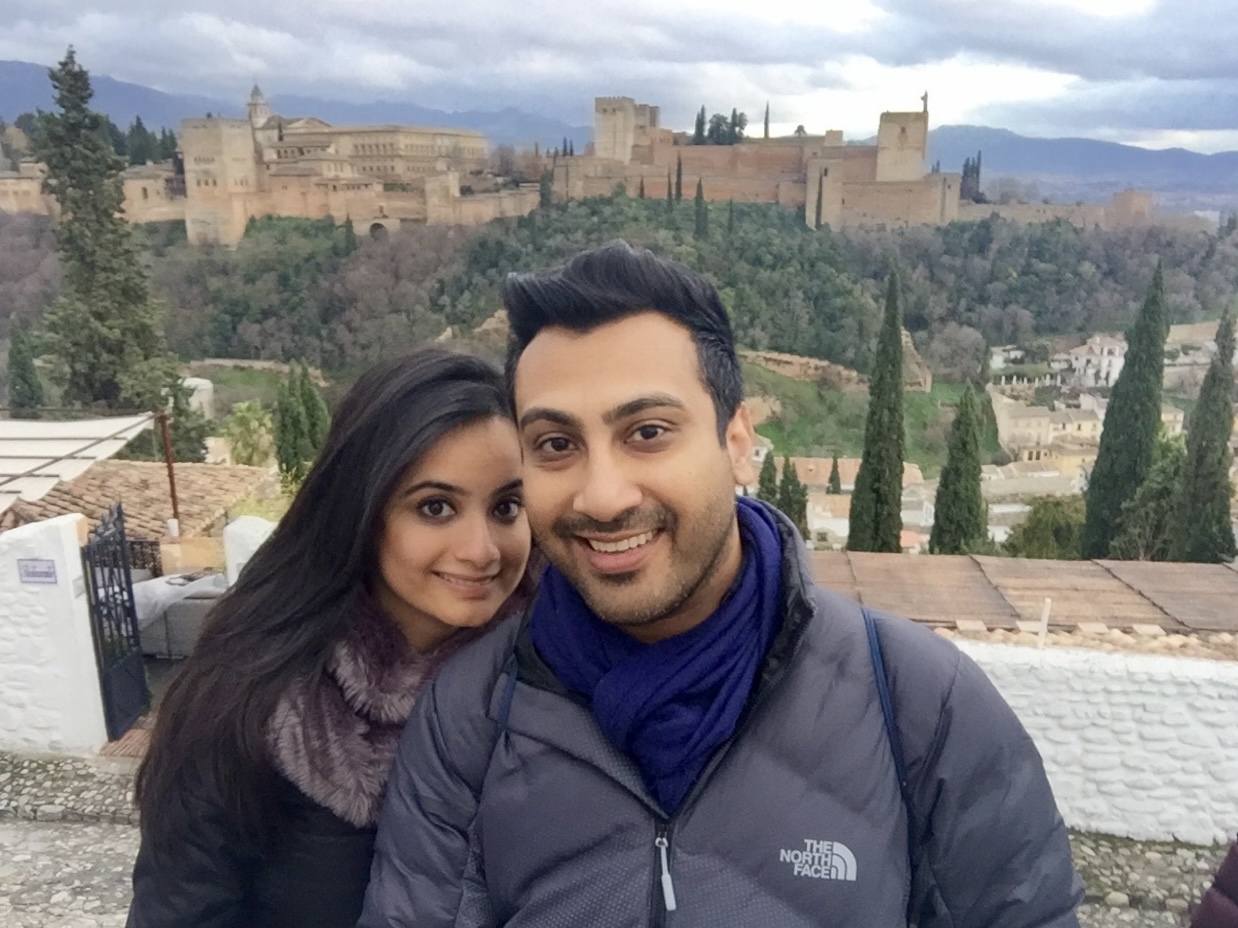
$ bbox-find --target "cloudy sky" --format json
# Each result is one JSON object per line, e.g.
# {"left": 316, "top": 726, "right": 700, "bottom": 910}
{"left": 4, "top": 0, "right": 1237, "bottom": 151}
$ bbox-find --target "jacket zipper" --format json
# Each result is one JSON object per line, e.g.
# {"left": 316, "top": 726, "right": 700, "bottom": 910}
{"left": 650, "top": 821, "right": 677, "bottom": 926}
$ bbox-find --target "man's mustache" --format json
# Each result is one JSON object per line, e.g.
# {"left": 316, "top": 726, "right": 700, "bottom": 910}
{"left": 551, "top": 507, "right": 673, "bottom": 539}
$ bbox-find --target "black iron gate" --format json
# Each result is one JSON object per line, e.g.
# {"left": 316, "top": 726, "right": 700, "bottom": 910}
{"left": 82, "top": 504, "right": 150, "bottom": 741}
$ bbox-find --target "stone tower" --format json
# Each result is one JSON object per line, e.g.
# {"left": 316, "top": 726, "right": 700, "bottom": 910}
{"left": 247, "top": 85, "right": 272, "bottom": 129}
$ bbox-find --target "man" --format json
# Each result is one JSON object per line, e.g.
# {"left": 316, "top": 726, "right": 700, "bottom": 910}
{"left": 360, "top": 241, "right": 1082, "bottom": 927}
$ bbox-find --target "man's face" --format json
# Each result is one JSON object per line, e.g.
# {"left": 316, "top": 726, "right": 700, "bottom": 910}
{"left": 515, "top": 311, "right": 757, "bottom": 642}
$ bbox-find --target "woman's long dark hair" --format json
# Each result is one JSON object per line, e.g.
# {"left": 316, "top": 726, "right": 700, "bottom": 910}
{"left": 136, "top": 348, "right": 512, "bottom": 852}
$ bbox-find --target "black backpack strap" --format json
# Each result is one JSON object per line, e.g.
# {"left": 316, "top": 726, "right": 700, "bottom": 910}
{"left": 863, "top": 609, "right": 919, "bottom": 881}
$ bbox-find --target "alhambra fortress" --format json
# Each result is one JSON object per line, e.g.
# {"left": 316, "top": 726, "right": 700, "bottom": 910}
{"left": 0, "top": 88, "right": 1195, "bottom": 243}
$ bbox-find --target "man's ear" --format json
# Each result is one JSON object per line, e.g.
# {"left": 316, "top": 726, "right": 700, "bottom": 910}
{"left": 726, "top": 403, "right": 758, "bottom": 487}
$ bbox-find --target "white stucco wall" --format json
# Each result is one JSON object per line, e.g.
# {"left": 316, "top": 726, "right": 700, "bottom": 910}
{"left": 0, "top": 515, "right": 109, "bottom": 753}
{"left": 958, "top": 640, "right": 1238, "bottom": 846}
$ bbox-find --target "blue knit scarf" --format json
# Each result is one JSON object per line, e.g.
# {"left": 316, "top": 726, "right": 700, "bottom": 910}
{"left": 529, "top": 498, "right": 784, "bottom": 815}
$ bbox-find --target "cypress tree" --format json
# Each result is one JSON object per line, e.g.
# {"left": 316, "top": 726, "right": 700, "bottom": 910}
{"left": 638, "top": 176, "right": 645, "bottom": 199}
{"left": 827, "top": 454, "right": 841, "bottom": 494}
{"left": 694, "top": 179, "right": 707, "bottom": 239}
{"left": 929, "top": 385, "right": 987, "bottom": 554}
{"left": 774, "top": 459, "right": 809, "bottom": 537}
{"left": 764, "top": 101, "right": 770, "bottom": 139}
{"left": 539, "top": 169, "right": 553, "bottom": 208}
{"left": 666, "top": 170, "right": 673, "bottom": 203}
{"left": 297, "top": 364, "right": 330, "bottom": 456}
{"left": 727, "top": 199, "right": 735, "bottom": 237}
{"left": 8, "top": 321, "right": 45, "bottom": 418}
{"left": 693, "top": 106, "right": 706, "bottom": 145}
{"left": 340, "top": 217, "right": 358, "bottom": 255}
{"left": 568, "top": 139, "right": 574, "bottom": 157}
{"left": 675, "top": 154, "right": 683, "bottom": 201}
{"left": 33, "top": 48, "right": 175, "bottom": 411}
{"left": 1110, "top": 435, "right": 1187, "bottom": 561}
{"left": 1081, "top": 265, "right": 1170, "bottom": 558}
{"left": 814, "top": 174, "right": 823, "bottom": 229}
{"left": 757, "top": 452, "right": 779, "bottom": 501}
{"left": 1168, "top": 312, "right": 1236, "bottom": 562}
{"left": 274, "top": 373, "right": 311, "bottom": 484}
{"left": 849, "top": 273, "right": 905, "bottom": 552}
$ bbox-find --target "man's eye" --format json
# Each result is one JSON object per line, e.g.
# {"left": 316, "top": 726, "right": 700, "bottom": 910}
{"left": 633, "top": 425, "right": 665, "bottom": 441}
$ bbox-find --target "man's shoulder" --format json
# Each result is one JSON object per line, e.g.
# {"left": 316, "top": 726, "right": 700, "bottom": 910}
{"left": 429, "top": 616, "right": 521, "bottom": 714}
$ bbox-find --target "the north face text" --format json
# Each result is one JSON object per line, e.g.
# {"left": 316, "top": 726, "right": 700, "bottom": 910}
{"left": 779, "top": 839, "right": 857, "bottom": 881}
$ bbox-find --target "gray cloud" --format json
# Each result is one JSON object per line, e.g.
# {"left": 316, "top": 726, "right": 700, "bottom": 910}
{"left": 4, "top": 0, "right": 1238, "bottom": 144}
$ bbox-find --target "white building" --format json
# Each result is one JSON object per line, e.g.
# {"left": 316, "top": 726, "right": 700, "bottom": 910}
{"left": 1068, "top": 334, "right": 1127, "bottom": 388}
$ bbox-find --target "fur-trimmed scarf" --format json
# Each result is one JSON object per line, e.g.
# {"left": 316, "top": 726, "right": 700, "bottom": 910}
{"left": 267, "top": 593, "right": 497, "bottom": 827}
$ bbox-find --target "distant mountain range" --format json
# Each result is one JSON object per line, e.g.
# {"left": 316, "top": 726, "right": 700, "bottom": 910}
{"left": 4, "top": 59, "right": 1235, "bottom": 212}
{"left": 0, "top": 60, "right": 591, "bottom": 150}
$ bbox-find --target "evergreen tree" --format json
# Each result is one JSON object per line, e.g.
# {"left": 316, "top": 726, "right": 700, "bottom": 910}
{"left": 849, "top": 273, "right": 905, "bottom": 552}
{"left": 675, "top": 154, "right": 683, "bottom": 201}
{"left": 776, "top": 459, "right": 808, "bottom": 537}
{"left": 158, "top": 127, "right": 178, "bottom": 161}
{"left": 126, "top": 115, "right": 156, "bottom": 165}
{"left": 693, "top": 106, "right": 706, "bottom": 145}
{"left": 757, "top": 452, "right": 779, "bottom": 501}
{"left": 344, "top": 217, "right": 359, "bottom": 254}
{"left": 693, "top": 179, "right": 708, "bottom": 239}
{"left": 1110, "top": 435, "right": 1187, "bottom": 561}
{"left": 166, "top": 381, "right": 209, "bottom": 463}
{"left": 274, "top": 373, "right": 312, "bottom": 484}
{"left": 539, "top": 169, "right": 553, "bottom": 208}
{"left": 562, "top": 136, "right": 568, "bottom": 156}
{"left": 764, "top": 101, "right": 770, "bottom": 139}
{"left": 638, "top": 176, "right": 645, "bottom": 199}
{"left": 929, "top": 385, "right": 987, "bottom": 554}
{"left": 568, "top": 139, "right": 575, "bottom": 157}
{"left": 297, "top": 363, "right": 331, "bottom": 455}
{"left": 32, "top": 48, "right": 175, "bottom": 412}
{"left": 827, "top": 454, "right": 841, "bottom": 494}
{"left": 666, "top": 170, "right": 673, "bottom": 203}
{"left": 8, "top": 321, "right": 44, "bottom": 418}
{"left": 1004, "top": 497, "right": 1085, "bottom": 559}
{"left": 1169, "top": 312, "right": 1236, "bottom": 562}
{"left": 1082, "top": 266, "right": 1170, "bottom": 557}
{"left": 727, "top": 199, "right": 735, "bottom": 238}
{"left": 814, "top": 174, "right": 823, "bottom": 229}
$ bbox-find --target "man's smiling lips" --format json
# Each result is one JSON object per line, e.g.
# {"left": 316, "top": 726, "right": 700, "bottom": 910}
{"left": 575, "top": 530, "right": 662, "bottom": 574}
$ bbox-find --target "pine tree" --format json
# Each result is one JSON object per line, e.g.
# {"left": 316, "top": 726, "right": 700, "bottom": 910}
{"left": 32, "top": 48, "right": 175, "bottom": 411}
{"left": 929, "top": 385, "right": 986, "bottom": 554}
{"left": 1082, "top": 266, "right": 1170, "bottom": 558}
{"left": 1168, "top": 312, "right": 1236, "bottom": 562}
{"left": 675, "top": 154, "right": 683, "bottom": 201}
{"left": 222, "top": 400, "right": 273, "bottom": 467}
{"left": 539, "top": 169, "right": 553, "bottom": 208}
{"left": 693, "top": 107, "right": 706, "bottom": 145}
{"left": 693, "top": 179, "right": 707, "bottom": 239}
{"left": 775, "top": 458, "right": 809, "bottom": 537}
{"left": 757, "top": 452, "right": 779, "bottom": 501}
{"left": 849, "top": 273, "right": 905, "bottom": 552}
{"left": 8, "top": 321, "right": 44, "bottom": 418}
{"left": 827, "top": 454, "right": 841, "bottom": 494}
{"left": 764, "top": 101, "right": 770, "bottom": 139}
{"left": 297, "top": 363, "right": 330, "bottom": 456}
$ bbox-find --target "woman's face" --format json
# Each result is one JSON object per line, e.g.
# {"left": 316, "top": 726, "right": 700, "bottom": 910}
{"left": 374, "top": 416, "right": 531, "bottom": 651}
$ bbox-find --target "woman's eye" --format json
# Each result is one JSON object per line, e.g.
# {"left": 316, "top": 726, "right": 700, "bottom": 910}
{"left": 538, "top": 436, "right": 572, "bottom": 454}
{"left": 494, "top": 498, "right": 524, "bottom": 521}
{"left": 418, "top": 499, "right": 455, "bottom": 519}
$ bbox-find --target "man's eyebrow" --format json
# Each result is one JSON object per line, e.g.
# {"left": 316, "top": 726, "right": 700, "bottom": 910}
{"left": 603, "top": 394, "right": 687, "bottom": 425}
{"left": 518, "top": 408, "right": 583, "bottom": 431}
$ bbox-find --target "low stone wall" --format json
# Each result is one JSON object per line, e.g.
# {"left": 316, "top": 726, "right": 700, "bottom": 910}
{"left": 958, "top": 639, "right": 1238, "bottom": 846}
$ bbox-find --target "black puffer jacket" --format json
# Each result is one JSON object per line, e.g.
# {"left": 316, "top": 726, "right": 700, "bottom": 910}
{"left": 361, "top": 503, "right": 1083, "bottom": 928}
{"left": 127, "top": 776, "right": 375, "bottom": 928}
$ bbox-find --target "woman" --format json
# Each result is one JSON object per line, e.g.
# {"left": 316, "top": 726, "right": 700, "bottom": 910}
{"left": 127, "top": 348, "right": 533, "bottom": 928}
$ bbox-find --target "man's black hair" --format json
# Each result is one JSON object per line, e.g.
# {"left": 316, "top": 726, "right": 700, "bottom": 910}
{"left": 502, "top": 240, "right": 744, "bottom": 441}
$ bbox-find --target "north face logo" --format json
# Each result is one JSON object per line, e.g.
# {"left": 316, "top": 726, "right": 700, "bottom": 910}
{"left": 779, "top": 839, "right": 857, "bottom": 881}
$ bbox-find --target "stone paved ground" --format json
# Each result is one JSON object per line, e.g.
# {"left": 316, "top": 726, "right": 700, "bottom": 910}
{"left": 0, "top": 751, "right": 1230, "bottom": 926}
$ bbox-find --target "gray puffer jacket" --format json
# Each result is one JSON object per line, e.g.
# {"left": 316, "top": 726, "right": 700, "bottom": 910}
{"left": 360, "top": 512, "right": 1083, "bottom": 927}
